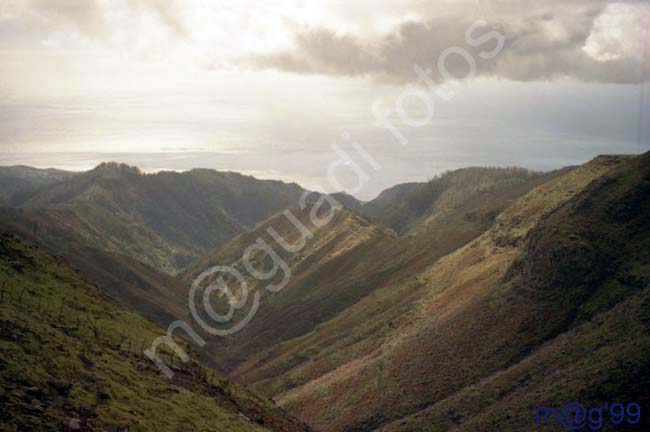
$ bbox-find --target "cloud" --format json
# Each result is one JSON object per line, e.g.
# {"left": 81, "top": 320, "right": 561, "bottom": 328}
{"left": 128, "top": 0, "right": 188, "bottom": 38}
{"left": 30, "top": 0, "right": 107, "bottom": 38}
{"left": 251, "top": 28, "right": 380, "bottom": 76}
{"left": 249, "top": 0, "right": 649, "bottom": 84}
{"left": 2, "top": 0, "right": 647, "bottom": 84}
{"left": 1, "top": 0, "right": 190, "bottom": 44}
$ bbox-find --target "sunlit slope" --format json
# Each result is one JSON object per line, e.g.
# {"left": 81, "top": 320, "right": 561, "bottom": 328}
{"left": 182, "top": 205, "right": 404, "bottom": 372}
{"left": 250, "top": 155, "right": 636, "bottom": 431}
{"left": 0, "top": 231, "right": 311, "bottom": 432}
{"left": 229, "top": 168, "right": 568, "bottom": 391}
{"left": 187, "top": 168, "right": 565, "bottom": 376}
{"left": 377, "top": 154, "right": 650, "bottom": 431}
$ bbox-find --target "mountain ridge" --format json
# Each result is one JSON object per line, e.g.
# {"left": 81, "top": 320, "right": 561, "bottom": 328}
{"left": 2, "top": 155, "right": 647, "bottom": 432}
{"left": 5, "top": 162, "right": 306, "bottom": 274}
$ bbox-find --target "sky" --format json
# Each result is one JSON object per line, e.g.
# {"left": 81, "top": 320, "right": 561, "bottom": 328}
{"left": 0, "top": 0, "right": 649, "bottom": 199}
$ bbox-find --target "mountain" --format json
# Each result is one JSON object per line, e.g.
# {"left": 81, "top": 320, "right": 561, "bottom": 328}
{"left": 328, "top": 192, "right": 365, "bottom": 213}
{"left": 224, "top": 154, "right": 648, "bottom": 431}
{"left": 0, "top": 166, "right": 75, "bottom": 205}
{"left": 4, "top": 155, "right": 647, "bottom": 431}
{"left": 0, "top": 230, "right": 311, "bottom": 431}
{"left": 0, "top": 163, "right": 309, "bottom": 331}
{"left": 358, "top": 182, "right": 421, "bottom": 219}
{"left": 359, "top": 167, "right": 566, "bottom": 236}
{"left": 179, "top": 167, "right": 567, "bottom": 376}
{"left": 181, "top": 202, "right": 400, "bottom": 371}
{"left": 7, "top": 162, "right": 305, "bottom": 274}
{"left": 377, "top": 151, "right": 650, "bottom": 431}
{"left": 2, "top": 163, "right": 563, "bottom": 381}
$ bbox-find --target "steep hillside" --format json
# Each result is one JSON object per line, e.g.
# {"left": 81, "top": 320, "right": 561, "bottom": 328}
{"left": 181, "top": 203, "right": 404, "bottom": 372}
{"left": 183, "top": 168, "right": 556, "bottom": 375}
{"left": 328, "top": 192, "right": 365, "bottom": 213}
{"left": 362, "top": 167, "right": 563, "bottom": 236}
{"left": 376, "top": 152, "right": 650, "bottom": 431}
{"left": 359, "top": 182, "right": 421, "bottom": 220}
{"left": 0, "top": 166, "right": 75, "bottom": 205}
{"left": 0, "top": 207, "right": 189, "bottom": 328}
{"left": 210, "top": 169, "right": 565, "bottom": 382}
{"left": 0, "top": 230, "right": 311, "bottom": 431}
{"left": 236, "top": 155, "right": 641, "bottom": 431}
{"left": 9, "top": 162, "right": 305, "bottom": 274}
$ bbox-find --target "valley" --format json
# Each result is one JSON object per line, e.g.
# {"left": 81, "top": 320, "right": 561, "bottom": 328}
{"left": 1, "top": 153, "right": 648, "bottom": 431}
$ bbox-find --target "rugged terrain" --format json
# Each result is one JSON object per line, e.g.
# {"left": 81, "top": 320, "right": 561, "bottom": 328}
{"left": 0, "top": 163, "right": 309, "bottom": 334}
{"left": 0, "top": 230, "right": 311, "bottom": 431}
{"left": 5, "top": 162, "right": 305, "bottom": 274}
{"left": 235, "top": 154, "right": 649, "bottom": 431}
{"left": 181, "top": 166, "right": 562, "bottom": 373}
{"left": 1, "top": 155, "right": 648, "bottom": 431}
{"left": 0, "top": 166, "right": 76, "bottom": 205}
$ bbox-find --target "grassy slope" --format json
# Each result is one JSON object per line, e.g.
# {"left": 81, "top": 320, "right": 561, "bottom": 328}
{"left": 377, "top": 152, "right": 650, "bottom": 431}
{"left": 181, "top": 204, "right": 402, "bottom": 372}
{"left": 228, "top": 168, "right": 566, "bottom": 394}
{"left": 258, "top": 155, "right": 635, "bottom": 431}
{"left": 0, "top": 207, "right": 189, "bottom": 328}
{"left": 11, "top": 163, "right": 304, "bottom": 274}
{"left": 0, "top": 231, "right": 310, "bottom": 432}
{"left": 0, "top": 166, "right": 75, "bottom": 205}
{"left": 363, "top": 167, "right": 563, "bottom": 236}
{"left": 184, "top": 170, "right": 547, "bottom": 375}
{"left": 359, "top": 182, "right": 422, "bottom": 220}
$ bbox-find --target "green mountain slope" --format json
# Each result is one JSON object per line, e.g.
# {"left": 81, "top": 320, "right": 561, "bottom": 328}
{"left": 0, "top": 230, "right": 311, "bottom": 432}
{"left": 361, "top": 167, "right": 565, "bottom": 236}
{"left": 358, "top": 182, "right": 421, "bottom": 219}
{"left": 9, "top": 162, "right": 305, "bottom": 274}
{"left": 0, "top": 206, "right": 189, "bottom": 328}
{"left": 4, "top": 156, "right": 645, "bottom": 432}
{"left": 236, "top": 154, "right": 641, "bottom": 431}
{"left": 0, "top": 166, "right": 75, "bottom": 205}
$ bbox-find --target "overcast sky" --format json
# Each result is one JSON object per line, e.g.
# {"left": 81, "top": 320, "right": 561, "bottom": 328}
{"left": 0, "top": 0, "right": 648, "bottom": 198}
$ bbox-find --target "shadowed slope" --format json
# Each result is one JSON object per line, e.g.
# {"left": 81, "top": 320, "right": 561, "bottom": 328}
{"left": 0, "top": 166, "right": 75, "bottom": 204}
{"left": 10, "top": 162, "right": 305, "bottom": 274}
{"left": 359, "top": 182, "right": 421, "bottom": 219}
{"left": 362, "top": 167, "right": 563, "bottom": 236}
